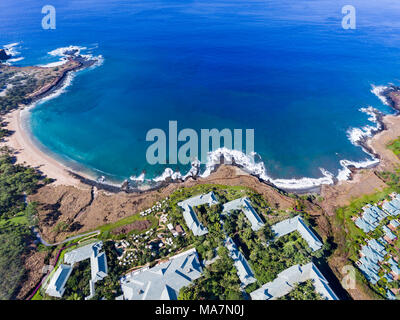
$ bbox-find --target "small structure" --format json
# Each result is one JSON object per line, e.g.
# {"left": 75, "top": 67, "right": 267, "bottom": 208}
{"left": 271, "top": 216, "right": 322, "bottom": 251}
{"left": 224, "top": 237, "right": 256, "bottom": 287}
{"left": 120, "top": 248, "right": 203, "bottom": 300}
{"left": 175, "top": 225, "right": 185, "bottom": 235}
{"left": 382, "top": 194, "right": 400, "bottom": 216}
{"left": 45, "top": 264, "right": 73, "bottom": 298}
{"left": 167, "top": 223, "right": 185, "bottom": 238}
{"left": 167, "top": 223, "right": 179, "bottom": 237}
{"left": 387, "top": 289, "right": 397, "bottom": 300}
{"left": 389, "top": 219, "right": 400, "bottom": 231}
{"left": 177, "top": 192, "right": 219, "bottom": 236}
{"left": 250, "top": 262, "right": 338, "bottom": 300}
{"left": 388, "top": 258, "right": 400, "bottom": 277}
{"left": 382, "top": 225, "right": 397, "bottom": 243}
{"left": 222, "top": 197, "right": 264, "bottom": 231}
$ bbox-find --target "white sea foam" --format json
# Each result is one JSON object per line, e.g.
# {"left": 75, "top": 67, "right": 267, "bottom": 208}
{"left": 339, "top": 105, "right": 382, "bottom": 181}
{"left": 337, "top": 158, "right": 380, "bottom": 181}
{"left": 39, "top": 58, "right": 68, "bottom": 68}
{"left": 130, "top": 172, "right": 146, "bottom": 182}
{"left": 347, "top": 106, "right": 382, "bottom": 146}
{"left": 147, "top": 148, "right": 336, "bottom": 191}
{"left": 87, "top": 54, "right": 104, "bottom": 69}
{"left": 153, "top": 168, "right": 183, "bottom": 182}
{"left": 48, "top": 45, "right": 88, "bottom": 57}
{"left": 182, "top": 159, "right": 201, "bottom": 180}
{"left": 200, "top": 148, "right": 336, "bottom": 190}
{"left": 2, "top": 42, "right": 23, "bottom": 65}
{"left": 371, "top": 85, "right": 390, "bottom": 106}
{"left": 3, "top": 42, "right": 21, "bottom": 56}
{"left": 131, "top": 159, "right": 200, "bottom": 183}
{"left": 7, "top": 57, "right": 24, "bottom": 63}
{"left": 23, "top": 72, "right": 76, "bottom": 116}
{"left": 46, "top": 45, "right": 104, "bottom": 70}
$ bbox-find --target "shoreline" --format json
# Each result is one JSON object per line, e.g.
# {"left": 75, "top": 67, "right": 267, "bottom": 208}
{"left": 2, "top": 53, "right": 400, "bottom": 195}
{"left": 2, "top": 108, "right": 91, "bottom": 188}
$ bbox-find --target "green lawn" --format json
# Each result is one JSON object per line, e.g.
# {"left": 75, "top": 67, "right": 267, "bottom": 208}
{"left": 387, "top": 138, "right": 400, "bottom": 157}
{"left": 335, "top": 188, "right": 392, "bottom": 261}
{"left": 0, "top": 212, "right": 29, "bottom": 227}
{"left": 98, "top": 214, "right": 158, "bottom": 236}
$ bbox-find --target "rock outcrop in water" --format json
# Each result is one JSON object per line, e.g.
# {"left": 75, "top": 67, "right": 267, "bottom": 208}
{"left": 0, "top": 49, "right": 11, "bottom": 61}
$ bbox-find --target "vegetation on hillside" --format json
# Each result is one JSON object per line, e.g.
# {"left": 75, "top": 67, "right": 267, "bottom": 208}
{"left": 0, "top": 148, "right": 46, "bottom": 300}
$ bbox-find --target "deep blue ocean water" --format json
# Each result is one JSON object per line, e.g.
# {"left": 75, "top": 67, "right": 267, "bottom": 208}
{"left": 2, "top": 0, "right": 400, "bottom": 186}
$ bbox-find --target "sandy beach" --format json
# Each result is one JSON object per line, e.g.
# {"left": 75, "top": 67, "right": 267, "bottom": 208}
{"left": 1, "top": 108, "right": 90, "bottom": 189}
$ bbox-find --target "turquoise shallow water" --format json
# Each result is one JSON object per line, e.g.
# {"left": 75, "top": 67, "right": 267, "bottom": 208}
{"left": 2, "top": 0, "right": 400, "bottom": 187}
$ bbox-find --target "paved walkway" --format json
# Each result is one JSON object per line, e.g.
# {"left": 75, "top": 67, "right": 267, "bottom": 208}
{"left": 33, "top": 228, "right": 100, "bottom": 247}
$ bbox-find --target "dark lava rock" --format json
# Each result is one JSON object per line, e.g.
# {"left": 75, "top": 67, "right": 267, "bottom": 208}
{"left": 0, "top": 49, "right": 11, "bottom": 61}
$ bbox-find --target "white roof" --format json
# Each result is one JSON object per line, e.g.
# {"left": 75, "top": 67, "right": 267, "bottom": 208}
{"left": 224, "top": 237, "right": 256, "bottom": 286}
{"left": 177, "top": 192, "right": 219, "bottom": 236}
{"left": 121, "top": 248, "right": 203, "bottom": 300}
{"left": 250, "top": 262, "right": 338, "bottom": 300}
{"left": 222, "top": 197, "right": 264, "bottom": 231}
{"left": 47, "top": 241, "right": 108, "bottom": 299}
{"left": 177, "top": 191, "right": 219, "bottom": 209}
{"left": 271, "top": 216, "right": 323, "bottom": 251}
{"left": 45, "top": 264, "right": 73, "bottom": 298}
{"left": 64, "top": 241, "right": 103, "bottom": 264}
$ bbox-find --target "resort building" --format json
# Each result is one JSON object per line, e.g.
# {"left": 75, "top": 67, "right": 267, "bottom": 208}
{"left": 120, "top": 248, "right": 203, "bottom": 300}
{"left": 382, "top": 194, "right": 400, "bottom": 216}
{"left": 355, "top": 205, "right": 388, "bottom": 233}
{"left": 46, "top": 241, "right": 108, "bottom": 299}
{"left": 388, "top": 258, "right": 400, "bottom": 277}
{"left": 389, "top": 219, "right": 400, "bottom": 231}
{"left": 222, "top": 197, "right": 264, "bottom": 231}
{"left": 250, "top": 262, "right": 338, "bottom": 300}
{"left": 224, "top": 237, "right": 256, "bottom": 287}
{"left": 356, "top": 239, "right": 387, "bottom": 285}
{"left": 177, "top": 192, "right": 219, "bottom": 236}
{"left": 45, "top": 264, "right": 73, "bottom": 298}
{"left": 382, "top": 225, "right": 397, "bottom": 243}
{"left": 271, "top": 216, "right": 323, "bottom": 251}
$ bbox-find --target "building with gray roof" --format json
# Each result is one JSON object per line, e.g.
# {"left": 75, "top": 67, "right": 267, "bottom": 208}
{"left": 250, "top": 262, "right": 338, "bottom": 300}
{"left": 388, "top": 258, "right": 400, "bottom": 276}
{"left": 356, "top": 239, "right": 387, "bottom": 285}
{"left": 382, "top": 195, "right": 400, "bottom": 216}
{"left": 224, "top": 237, "right": 256, "bottom": 287}
{"left": 355, "top": 205, "right": 388, "bottom": 233}
{"left": 120, "top": 248, "right": 203, "bottom": 300}
{"left": 389, "top": 219, "right": 400, "bottom": 229}
{"left": 46, "top": 241, "right": 108, "bottom": 299}
{"left": 271, "top": 216, "right": 323, "bottom": 251}
{"left": 382, "top": 225, "right": 397, "bottom": 242}
{"left": 177, "top": 192, "right": 219, "bottom": 236}
{"left": 222, "top": 197, "right": 264, "bottom": 231}
{"left": 45, "top": 264, "right": 73, "bottom": 298}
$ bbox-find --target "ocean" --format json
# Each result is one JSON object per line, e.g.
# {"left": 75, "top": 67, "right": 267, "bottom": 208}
{"left": 2, "top": 0, "right": 400, "bottom": 189}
